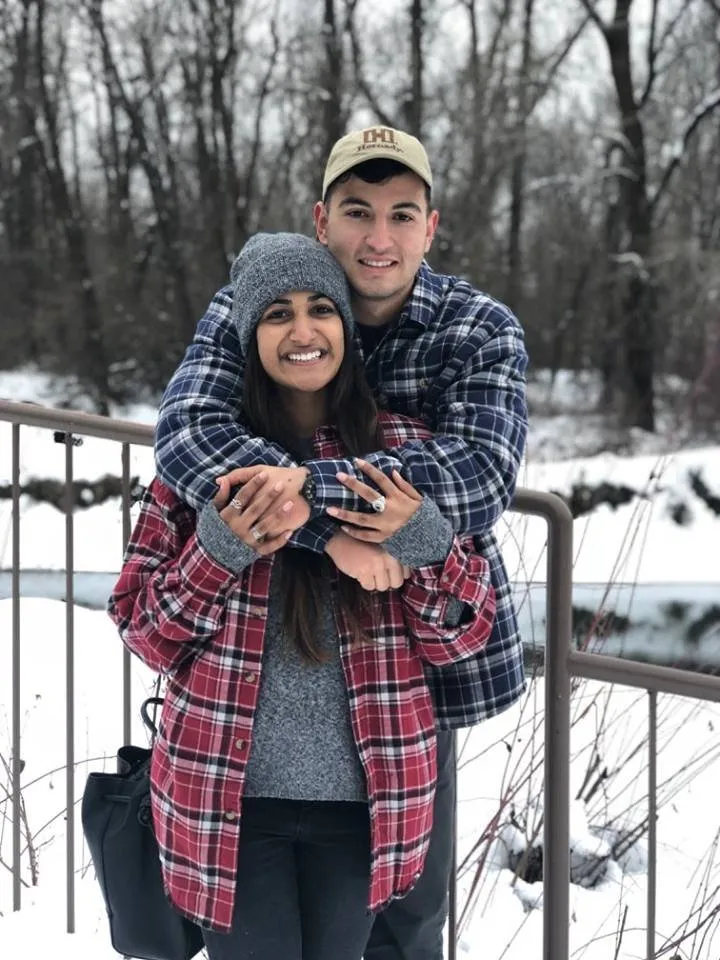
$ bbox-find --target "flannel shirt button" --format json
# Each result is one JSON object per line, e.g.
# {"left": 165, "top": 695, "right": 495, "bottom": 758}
{"left": 234, "top": 739, "right": 246, "bottom": 751}
{"left": 244, "top": 671, "right": 258, "bottom": 683}
{"left": 224, "top": 810, "right": 238, "bottom": 822}
{"left": 249, "top": 606, "right": 264, "bottom": 617}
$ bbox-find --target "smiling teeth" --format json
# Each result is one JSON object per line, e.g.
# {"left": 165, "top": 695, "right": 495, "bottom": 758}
{"left": 363, "top": 259, "right": 393, "bottom": 267}
{"left": 287, "top": 351, "right": 322, "bottom": 362}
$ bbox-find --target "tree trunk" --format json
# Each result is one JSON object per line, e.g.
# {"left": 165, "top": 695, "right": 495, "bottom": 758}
{"left": 605, "top": 0, "right": 655, "bottom": 431}
{"left": 506, "top": 0, "right": 535, "bottom": 309}
{"left": 406, "top": 0, "right": 423, "bottom": 137}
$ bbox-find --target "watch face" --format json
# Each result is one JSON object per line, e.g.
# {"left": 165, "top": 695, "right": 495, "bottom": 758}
{"left": 301, "top": 474, "right": 317, "bottom": 506}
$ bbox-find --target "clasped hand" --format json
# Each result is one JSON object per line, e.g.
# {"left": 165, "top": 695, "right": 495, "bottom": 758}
{"left": 327, "top": 459, "right": 423, "bottom": 543}
{"left": 214, "top": 460, "right": 423, "bottom": 588}
{"left": 213, "top": 466, "right": 307, "bottom": 556}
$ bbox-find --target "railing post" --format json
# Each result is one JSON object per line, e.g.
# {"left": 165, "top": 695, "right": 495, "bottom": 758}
{"left": 12, "top": 423, "right": 22, "bottom": 912}
{"left": 64, "top": 435, "right": 76, "bottom": 934}
{"left": 512, "top": 490, "right": 574, "bottom": 960}
{"left": 543, "top": 494, "right": 573, "bottom": 960}
{"left": 121, "top": 443, "right": 132, "bottom": 745}
{"left": 448, "top": 732, "right": 458, "bottom": 960}
{"left": 647, "top": 690, "right": 657, "bottom": 960}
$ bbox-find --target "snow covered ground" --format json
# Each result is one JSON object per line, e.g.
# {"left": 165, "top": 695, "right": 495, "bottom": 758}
{"left": 1, "top": 368, "right": 719, "bottom": 958}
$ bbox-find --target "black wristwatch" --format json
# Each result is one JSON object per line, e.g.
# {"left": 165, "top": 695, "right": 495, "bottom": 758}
{"left": 299, "top": 468, "right": 317, "bottom": 507}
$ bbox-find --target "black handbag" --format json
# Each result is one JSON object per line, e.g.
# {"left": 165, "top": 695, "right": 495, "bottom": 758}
{"left": 81, "top": 696, "right": 205, "bottom": 960}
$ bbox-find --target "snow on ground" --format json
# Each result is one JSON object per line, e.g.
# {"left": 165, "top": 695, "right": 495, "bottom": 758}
{"left": 1, "top": 368, "right": 720, "bottom": 958}
{"left": 2, "top": 599, "right": 720, "bottom": 959}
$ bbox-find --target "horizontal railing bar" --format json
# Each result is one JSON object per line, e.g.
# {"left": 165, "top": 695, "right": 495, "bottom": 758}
{"left": 0, "top": 400, "right": 154, "bottom": 446}
{"left": 568, "top": 649, "right": 720, "bottom": 700}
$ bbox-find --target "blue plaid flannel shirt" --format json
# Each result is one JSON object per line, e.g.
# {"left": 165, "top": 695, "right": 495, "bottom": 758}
{"left": 155, "top": 262, "right": 529, "bottom": 727}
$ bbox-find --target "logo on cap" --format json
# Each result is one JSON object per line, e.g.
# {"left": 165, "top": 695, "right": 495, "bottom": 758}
{"left": 362, "top": 128, "right": 397, "bottom": 145}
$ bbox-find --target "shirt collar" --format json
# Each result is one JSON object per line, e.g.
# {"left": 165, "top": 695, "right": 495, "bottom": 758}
{"left": 398, "top": 261, "right": 447, "bottom": 330}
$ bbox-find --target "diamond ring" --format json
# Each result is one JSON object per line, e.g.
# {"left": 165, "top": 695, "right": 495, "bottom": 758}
{"left": 251, "top": 528, "right": 265, "bottom": 543}
{"left": 230, "top": 497, "right": 244, "bottom": 511}
{"left": 371, "top": 495, "right": 386, "bottom": 514}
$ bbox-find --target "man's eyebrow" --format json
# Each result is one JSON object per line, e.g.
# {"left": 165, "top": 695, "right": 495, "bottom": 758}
{"left": 338, "top": 196, "right": 371, "bottom": 208}
{"left": 392, "top": 201, "right": 423, "bottom": 213}
{"left": 337, "top": 197, "right": 422, "bottom": 213}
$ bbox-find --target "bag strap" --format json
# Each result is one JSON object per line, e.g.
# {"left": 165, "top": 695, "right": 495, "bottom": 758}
{"left": 140, "top": 676, "right": 163, "bottom": 743}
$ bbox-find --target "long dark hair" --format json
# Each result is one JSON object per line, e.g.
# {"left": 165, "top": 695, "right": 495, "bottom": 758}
{"left": 242, "top": 323, "right": 384, "bottom": 662}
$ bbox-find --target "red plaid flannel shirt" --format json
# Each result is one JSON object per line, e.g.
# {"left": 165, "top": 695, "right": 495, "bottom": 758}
{"left": 108, "top": 413, "right": 496, "bottom": 932}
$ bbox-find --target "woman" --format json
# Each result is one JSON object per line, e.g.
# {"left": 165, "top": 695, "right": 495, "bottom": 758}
{"left": 108, "top": 233, "right": 496, "bottom": 960}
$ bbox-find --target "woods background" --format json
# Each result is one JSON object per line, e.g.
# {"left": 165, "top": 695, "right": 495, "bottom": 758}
{"left": 0, "top": 0, "right": 719, "bottom": 433}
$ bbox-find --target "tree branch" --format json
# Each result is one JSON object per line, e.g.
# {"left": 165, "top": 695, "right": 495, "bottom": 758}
{"left": 650, "top": 88, "right": 720, "bottom": 214}
{"left": 346, "top": 3, "right": 397, "bottom": 128}
{"left": 576, "top": 0, "right": 607, "bottom": 32}
{"left": 529, "top": 12, "right": 592, "bottom": 116}
{"left": 640, "top": 1, "right": 692, "bottom": 108}
{"left": 638, "top": 0, "right": 659, "bottom": 107}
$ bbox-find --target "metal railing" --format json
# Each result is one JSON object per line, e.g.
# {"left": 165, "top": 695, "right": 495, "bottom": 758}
{"left": 3, "top": 397, "right": 720, "bottom": 960}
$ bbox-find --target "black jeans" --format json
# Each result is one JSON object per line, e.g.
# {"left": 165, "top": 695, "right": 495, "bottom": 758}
{"left": 202, "top": 797, "right": 374, "bottom": 960}
{"left": 364, "top": 730, "right": 456, "bottom": 960}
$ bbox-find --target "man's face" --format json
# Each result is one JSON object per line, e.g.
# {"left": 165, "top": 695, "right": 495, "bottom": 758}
{"left": 313, "top": 172, "right": 439, "bottom": 324}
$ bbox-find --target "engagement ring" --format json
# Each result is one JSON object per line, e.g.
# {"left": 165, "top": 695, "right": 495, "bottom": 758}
{"left": 230, "top": 497, "right": 244, "bottom": 511}
{"left": 371, "top": 495, "right": 386, "bottom": 514}
{"left": 251, "top": 528, "right": 265, "bottom": 543}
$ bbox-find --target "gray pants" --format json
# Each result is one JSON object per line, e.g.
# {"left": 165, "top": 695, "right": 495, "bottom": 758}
{"left": 365, "top": 731, "right": 456, "bottom": 960}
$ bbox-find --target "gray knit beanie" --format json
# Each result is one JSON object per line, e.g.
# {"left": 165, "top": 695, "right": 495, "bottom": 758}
{"left": 229, "top": 232, "right": 354, "bottom": 355}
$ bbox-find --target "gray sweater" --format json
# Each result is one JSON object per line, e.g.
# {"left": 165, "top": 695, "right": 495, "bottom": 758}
{"left": 196, "top": 494, "right": 457, "bottom": 801}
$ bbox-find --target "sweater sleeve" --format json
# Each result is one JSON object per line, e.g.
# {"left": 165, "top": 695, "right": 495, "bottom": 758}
{"left": 107, "top": 478, "right": 240, "bottom": 675}
{"left": 196, "top": 501, "right": 258, "bottom": 574}
{"left": 383, "top": 496, "right": 454, "bottom": 567}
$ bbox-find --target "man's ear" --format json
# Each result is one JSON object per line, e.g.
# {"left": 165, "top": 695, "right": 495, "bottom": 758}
{"left": 424, "top": 209, "right": 439, "bottom": 253}
{"left": 313, "top": 201, "right": 329, "bottom": 244}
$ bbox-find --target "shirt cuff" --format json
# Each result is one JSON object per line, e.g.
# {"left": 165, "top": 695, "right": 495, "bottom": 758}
{"left": 196, "top": 501, "right": 257, "bottom": 574}
{"left": 383, "top": 497, "right": 454, "bottom": 567}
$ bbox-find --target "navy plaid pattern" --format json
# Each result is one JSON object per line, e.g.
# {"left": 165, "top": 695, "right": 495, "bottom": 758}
{"left": 155, "top": 262, "right": 528, "bottom": 726}
{"left": 108, "top": 414, "right": 497, "bottom": 931}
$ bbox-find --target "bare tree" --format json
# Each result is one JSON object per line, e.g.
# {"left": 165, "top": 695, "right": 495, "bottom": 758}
{"left": 32, "top": 0, "right": 115, "bottom": 412}
{"left": 578, "top": 0, "right": 720, "bottom": 431}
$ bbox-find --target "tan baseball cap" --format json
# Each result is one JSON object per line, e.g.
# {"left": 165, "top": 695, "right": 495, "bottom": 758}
{"left": 322, "top": 126, "right": 433, "bottom": 199}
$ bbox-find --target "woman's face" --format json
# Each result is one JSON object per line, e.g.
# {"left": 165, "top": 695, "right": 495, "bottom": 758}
{"left": 256, "top": 290, "right": 345, "bottom": 394}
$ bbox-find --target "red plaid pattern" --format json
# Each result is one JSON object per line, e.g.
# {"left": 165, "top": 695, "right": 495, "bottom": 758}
{"left": 108, "top": 413, "right": 495, "bottom": 932}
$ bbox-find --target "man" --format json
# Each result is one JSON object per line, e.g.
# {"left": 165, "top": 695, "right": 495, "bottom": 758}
{"left": 154, "top": 126, "right": 528, "bottom": 959}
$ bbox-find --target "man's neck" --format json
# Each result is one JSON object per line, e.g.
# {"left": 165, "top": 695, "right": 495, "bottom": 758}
{"left": 351, "top": 278, "right": 418, "bottom": 327}
{"left": 351, "top": 298, "right": 398, "bottom": 328}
